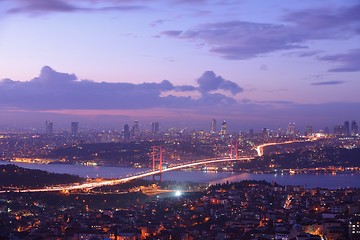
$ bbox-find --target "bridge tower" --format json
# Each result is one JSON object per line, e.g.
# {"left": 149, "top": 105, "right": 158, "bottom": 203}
{"left": 229, "top": 140, "right": 238, "bottom": 159}
{"left": 152, "top": 146, "right": 163, "bottom": 181}
{"left": 255, "top": 146, "right": 263, "bottom": 157}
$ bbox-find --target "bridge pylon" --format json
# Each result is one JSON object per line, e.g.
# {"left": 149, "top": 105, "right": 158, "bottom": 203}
{"left": 152, "top": 146, "right": 164, "bottom": 181}
{"left": 229, "top": 140, "right": 238, "bottom": 160}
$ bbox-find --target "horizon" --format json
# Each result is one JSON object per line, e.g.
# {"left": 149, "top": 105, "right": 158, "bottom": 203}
{"left": 0, "top": 117, "right": 357, "bottom": 134}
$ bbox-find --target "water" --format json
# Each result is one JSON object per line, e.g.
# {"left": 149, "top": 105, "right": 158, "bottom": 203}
{"left": 212, "top": 172, "right": 360, "bottom": 189}
{"left": 1, "top": 161, "right": 360, "bottom": 189}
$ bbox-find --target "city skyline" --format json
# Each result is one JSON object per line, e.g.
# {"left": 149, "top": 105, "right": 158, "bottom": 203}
{"left": 0, "top": 0, "right": 360, "bottom": 129}
{"left": 12, "top": 118, "right": 359, "bottom": 136}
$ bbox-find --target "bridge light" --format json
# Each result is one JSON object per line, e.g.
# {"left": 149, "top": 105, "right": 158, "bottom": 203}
{"left": 175, "top": 191, "right": 182, "bottom": 197}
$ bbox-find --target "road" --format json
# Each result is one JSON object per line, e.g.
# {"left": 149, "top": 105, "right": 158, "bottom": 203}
{"left": 255, "top": 141, "right": 295, "bottom": 156}
{"left": 255, "top": 139, "right": 313, "bottom": 156}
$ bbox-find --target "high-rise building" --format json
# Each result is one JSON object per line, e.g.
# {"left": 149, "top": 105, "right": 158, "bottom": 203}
{"left": 123, "top": 124, "right": 130, "bottom": 141}
{"left": 133, "top": 120, "right": 139, "bottom": 137}
{"left": 351, "top": 121, "right": 358, "bottom": 136}
{"left": 71, "top": 122, "right": 79, "bottom": 136}
{"left": 249, "top": 129, "right": 254, "bottom": 138}
{"left": 334, "top": 125, "right": 344, "bottom": 135}
{"left": 287, "top": 122, "right": 296, "bottom": 136}
{"left": 211, "top": 119, "right": 217, "bottom": 134}
{"left": 344, "top": 121, "right": 350, "bottom": 136}
{"left": 45, "top": 121, "right": 53, "bottom": 135}
{"left": 323, "top": 127, "right": 330, "bottom": 135}
{"left": 306, "top": 125, "right": 313, "bottom": 136}
{"left": 152, "top": 122, "right": 159, "bottom": 134}
{"left": 262, "top": 128, "right": 270, "bottom": 139}
{"left": 220, "top": 120, "right": 227, "bottom": 135}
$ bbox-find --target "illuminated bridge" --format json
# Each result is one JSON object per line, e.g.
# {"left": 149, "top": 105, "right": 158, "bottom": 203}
{"left": 0, "top": 139, "right": 311, "bottom": 193}
{"left": 0, "top": 157, "right": 251, "bottom": 193}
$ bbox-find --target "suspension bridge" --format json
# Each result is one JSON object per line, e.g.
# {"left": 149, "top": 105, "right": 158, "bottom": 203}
{"left": 0, "top": 140, "right": 299, "bottom": 193}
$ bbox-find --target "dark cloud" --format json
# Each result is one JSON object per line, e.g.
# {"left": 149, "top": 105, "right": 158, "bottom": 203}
{"left": 318, "top": 49, "right": 360, "bottom": 72}
{"left": 163, "top": 21, "right": 306, "bottom": 59}
{"left": 294, "top": 51, "right": 323, "bottom": 57}
{"left": 0, "top": 66, "right": 241, "bottom": 111}
{"left": 96, "top": 5, "right": 145, "bottom": 11}
{"left": 6, "top": 0, "right": 221, "bottom": 15}
{"left": 283, "top": 4, "right": 360, "bottom": 30}
{"left": 150, "top": 19, "right": 165, "bottom": 27}
{"left": 176, "top": 85, "right": 197, "bottom": 91}
{"left": 196, "top": 71, "right": 243, "bottom": 95}
{"left": 311, "top": 81, "right": 346, "bottom": 86}
{"left": 8, "top": 0, "right": 79, "bottom": 13}
{"left": 161, "top": 30, "right": 183, "bottom": 37}
{"left": 35, "top": 66, "right": 77, "bottom": 83}
{"left": 7, "top": 0, "right": 144, "bottom": 14}
{"left": 162, "top": 4, "right": 360, "bottom": 60}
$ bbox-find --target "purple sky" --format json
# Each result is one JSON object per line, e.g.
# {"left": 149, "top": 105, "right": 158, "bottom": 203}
{"left": 0, "top": 0, "right": 360, "bottom": 132}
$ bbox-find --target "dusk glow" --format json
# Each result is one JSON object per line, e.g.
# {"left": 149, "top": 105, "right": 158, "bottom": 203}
{"left": 1, "top": 0, "right": 359, "bottom": 131}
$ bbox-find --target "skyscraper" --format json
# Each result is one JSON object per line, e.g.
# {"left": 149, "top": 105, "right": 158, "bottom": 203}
{"left": 344, "top": 121, "right": 350, "bottom": 136}
{"left": 220, "top": 120, "right": 227, "bottom": 135}
{"left": 123, "top": 124, "right": 130, "bottom": 141}
{"left": 152, "top": 122, "right": 159, "bottom": 134}
{"left": 45, "top": 121, "right": 53, "bottom": 135}
{"left": 133, "top": 120, "right": 139, "bottom": 138}
{"left": 71, "top": 122, "right": 79, "bottom": 136}
{"left": 287, "top": 122, "right": 296, "bottom": 136}
{"left": 249, "top": 129, "right": 254, "bottom": 138}
{"left": 211, "top": 119, "right": 217, "bottom": 134}
{"left": 323, "top": 127, "right": 330, "bottom": 135}
{"left": 334, "top": 125, "right": 344, "bottom": 135}
{"left": 262, "top": 128, "right": 269, "bottom": 138}
{"left": 306, "top": 125, "right": 313, "bottom": 136}
{"left": 351, "top": 121, "right": 358, "bottom": 136}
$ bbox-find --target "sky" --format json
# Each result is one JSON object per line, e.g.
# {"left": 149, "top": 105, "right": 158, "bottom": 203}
{"left": 0, "top": 0, "right": 360, "bottom": 132}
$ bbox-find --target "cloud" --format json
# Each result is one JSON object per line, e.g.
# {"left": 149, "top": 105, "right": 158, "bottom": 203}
{"left": 196, "top": 71, "right": 243, "bottom": 95}
{"left": 161, "top": 30, "right": 183, "bottom": 37}
{"left": 7, "top": 0, "right": 144, "bottom": 14}
{"left": 161, "top": 4, "right": 360, "bottom": 60}
{"left": 282, "top": 4, "right": 360, "bottom": 31}
{"left": 311, "top": 81, "right": 346, "bottom": 86}
{"left": 286, "top": 50, "right": 323, "bottom": 58}
{"left": 6, "top": 0, "right": 222, "bottom": 15}
{"left": 318, "top": 49, "right": 360, "bottom": 72}
{"left": 150, "top": 19, "right": 165, "bottom": 27}
{"left": 0, "top": 66, "right": 241, "bottom": 111}
{"left": 162, "top": 21, "right": 306, "bottom": 59}
{"left": 7, "top": 0, "right": 78, "bottom": 14}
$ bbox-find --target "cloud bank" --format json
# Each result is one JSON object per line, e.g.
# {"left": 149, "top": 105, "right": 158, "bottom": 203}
{"left": 161, "top": 4, "right": 360, "bottom": 65}
{"left": 1, "top": 66, "right": 359, "bottom": 130}
{"left": 0, "top": 66, "right": 241, "bottom": 110}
